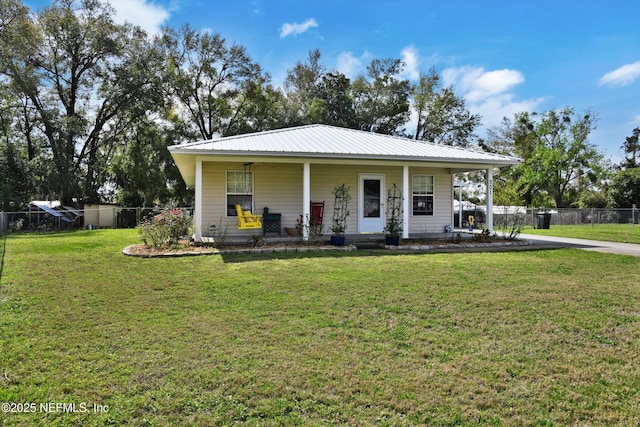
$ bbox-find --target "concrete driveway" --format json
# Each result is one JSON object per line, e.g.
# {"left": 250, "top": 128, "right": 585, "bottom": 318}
{"left": 519, "top": 233, "right": 640, "bottom": 257}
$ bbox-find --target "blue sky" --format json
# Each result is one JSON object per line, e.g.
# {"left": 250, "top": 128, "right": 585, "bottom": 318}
{"left": 28, "top": 0, "right": 640, "bottom": 162}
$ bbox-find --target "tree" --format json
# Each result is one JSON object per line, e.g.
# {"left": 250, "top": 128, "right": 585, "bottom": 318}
{"left": 352, "top": 58, "right": 410, "bottom": 135}
{"left": 576, "top": 188, "right": 609, "bottom": 208}
{"left": 411, "top": 68, "right": 480, "bottom": 146}
{"left": 0, "top": 79, "right": 28, "bottom": 209}
{"left": 0, "top": 0, "right": 163, "bottom": 204}
{"left": 483, "top": 108, "right": 607, "bottom": 208}
{"left": 609, "top": 168, "right": 640, "bottom": 208}
{"left": 620, "top": 127, "right": 640, "bottom": 169}
{"left": 109, "top": 116, "right": 191, "bottom": 207}
{"left": 483, "top": 113, "right": 546, "bottom": 206}
{"left": 224, "top": 76, "right": 286, "bottom": 135}
{"left": 282, "top": 50, "right": 357, "bottom": 129}
{"left": 160, "top": 24, "right": 267, "bottom": 140}
{"left": 309, "top": 71, "right": 356, "bottom": 128}
{"left": 0, "top": 139, "right": 32, "bottom": 211}
{"left": 533, "top": 108, "right": 604, "bottom": 207}
{"left": 281, "top": 49, "right": 324, "bottom": 127}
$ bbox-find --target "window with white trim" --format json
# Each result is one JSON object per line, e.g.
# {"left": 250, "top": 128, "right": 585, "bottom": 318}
{"left": 226, "top": 171, "right": 253, "bottom": 216}
{"left": 412, "top": 175, "right": 434, "bottom": 216}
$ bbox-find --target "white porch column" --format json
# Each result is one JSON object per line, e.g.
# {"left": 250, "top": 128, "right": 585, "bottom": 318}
{"left": 402, "top": 165, "right": 410, "bottom": 239}
{"left": 194, "top": 159, "right": 203, "bottom": 242}
{"left": 302, "top": 162, "right": 311, "bottom": 240}
{"left": 486, "top": 168, "right": 494, "bottom": 233}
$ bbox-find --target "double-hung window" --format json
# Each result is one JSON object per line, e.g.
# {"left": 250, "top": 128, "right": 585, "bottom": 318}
{"left": 412, "top": 175, "right": 434, "bottom": 216}
{"left": 227, "top": 171, "right": 253, "bottom": 216}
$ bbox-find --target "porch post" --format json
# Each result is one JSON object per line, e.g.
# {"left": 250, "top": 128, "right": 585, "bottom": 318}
{"left": 194, "top": 159, "right": 203, "bottom": 242}
{"left": 303, "top": 162, "right": 311, "bottom": 240}
{"left": 402, "top": 165, "right": 409, "bottom": 239}
{"left": 458, "top": 185, "right": 463, "bottom": 228}
{"left": 486, "top": 168, "right": 494, "bottom": 233}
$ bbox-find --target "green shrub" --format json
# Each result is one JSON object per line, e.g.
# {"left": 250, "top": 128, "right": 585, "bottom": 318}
{"left": 138, "top": 208, "right": 192, "bottom": 248}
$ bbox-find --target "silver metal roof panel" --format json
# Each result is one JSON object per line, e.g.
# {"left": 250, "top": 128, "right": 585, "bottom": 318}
{"left": 169, "top": 124, "right": 520, "bottom": 164}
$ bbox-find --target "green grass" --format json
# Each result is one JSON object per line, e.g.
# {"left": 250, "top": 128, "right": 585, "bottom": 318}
{"left": 523, "top": 223, "right": 640, "bottom": 244}
{"left": 1, "top": 229, "right": 640, "bottom": 426}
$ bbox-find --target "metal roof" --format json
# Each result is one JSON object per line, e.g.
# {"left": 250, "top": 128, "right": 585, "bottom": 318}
{"left": 30, "top": 202, "right": 74, "bottom": 223}
{"left": 168, "top": 124, "right": 521, "bottom": 187}
{"left": 170, "top": 124, "right": 519, "bottom": 163}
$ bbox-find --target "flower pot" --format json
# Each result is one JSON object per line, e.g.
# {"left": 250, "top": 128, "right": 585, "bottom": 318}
{"left": 385, "top": 235, "right": 400, "bottom": 246}
{"left": 330, "top": 235, "right": 346, "bottom": 246}
{"left": 284, "top": 227, "right": 301, "bottom": 237}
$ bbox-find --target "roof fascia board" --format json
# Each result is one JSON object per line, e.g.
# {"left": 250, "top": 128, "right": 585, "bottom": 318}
{"left": 175, "top": 154, "right": 514, "bottom": 189}
{"left": 189, "top": 152, "right": 519, "bottom": 167}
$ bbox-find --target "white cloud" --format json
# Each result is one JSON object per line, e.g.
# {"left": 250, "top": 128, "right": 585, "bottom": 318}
{"left": 399, "top": 46, "right": 420, "bottom": 81}
{"left": 335, "top": 51, "right": 374, "bottom": 79}
{"left": 336, "top": 47, "right": 421, "bottom": 81}
{"left": 599, "top": 61, "right": 640, "bottom": 87}
{"left": 443, "top": 67, "right": 525, "bottom": 102}
{"left": 107, "top": 0, "right": 170, "bottom": 36}
{"left": 250, "top": 0, "right": 263, "bottom": 15}
{"left": 279, "top": 18, "right": 318, "bottom": 38}
{"left": 336, "top": 51, "right": 362, "bottom": 78}
{"left": 443, "top": 66, "right": 546, "bottom": 126}
{"left": 473, "top": 94, "right": 548, "bottom": 127}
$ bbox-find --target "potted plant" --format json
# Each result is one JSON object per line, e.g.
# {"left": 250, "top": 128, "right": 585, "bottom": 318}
{"left": 284, "top": 226, "right": 301, "bottom": 237}
{"left": 384, "top": 183, "right": 403, "bottom": 246}
{"left": 284, "top": 217, "right": 302, "bottom": 236}
{"left": 330, "top": 183, "right": 351, "bottom": 246}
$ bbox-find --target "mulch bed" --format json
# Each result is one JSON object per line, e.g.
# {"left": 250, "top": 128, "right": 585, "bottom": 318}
{"left": 122, "top": 242, "right": 357, "bottom": 258}
{"left": 123, "top": 238, "right": 532, "bottom": 258}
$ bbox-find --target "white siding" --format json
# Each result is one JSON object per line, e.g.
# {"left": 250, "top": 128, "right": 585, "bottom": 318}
{"left": 254, "top": 163, "right": 303, "bottom": 227}
{"left": 308, "top": 164, "right": 360, "bottom": 235}
{"left": 200, "top": 162, "right": 227, "bottom": 234}
{"left": 200, "top": 161, "right": 454, "bottom": 237}
{"left": 200, "top": 162, "right": 302, "bottom": 236}
{"left": 407, "top": 168, "right": 453, "bottom": 235}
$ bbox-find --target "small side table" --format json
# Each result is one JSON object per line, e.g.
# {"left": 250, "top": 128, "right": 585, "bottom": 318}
{"left": 263, "top": 213, "right": 281, "bottom": 236}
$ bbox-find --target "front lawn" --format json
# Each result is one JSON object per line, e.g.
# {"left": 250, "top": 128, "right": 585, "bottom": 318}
{"left": 523, "top": 223, "right": 640, "bottom": 244}
{"left": 1, "top": 230, "right": 639, "bottom": 426}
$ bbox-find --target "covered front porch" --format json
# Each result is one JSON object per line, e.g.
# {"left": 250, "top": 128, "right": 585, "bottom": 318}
{"left": 189, "top": 158, "right": 498, "bottom": 242}
{"left": 200, "top": 228, "right": 485, "bottom": 247}
{"left": 169, "top": 125, "right": 519, "bottom": 243}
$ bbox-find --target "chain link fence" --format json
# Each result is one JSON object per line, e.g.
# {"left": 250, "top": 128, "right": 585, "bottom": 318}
{"left": 457, "top": 206, "right": 639, "bottom": 230}
{"left": 0, "top": 205, "right": 637, "bottom": 235}
{"left": 0, "top": 206, "right": 193, "bottom": 234}
{"left": 524, "top": 208, "right": 638, "bottom": 227}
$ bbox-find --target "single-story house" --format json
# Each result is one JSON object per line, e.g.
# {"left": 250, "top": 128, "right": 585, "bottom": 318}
{"left": 168, "top": 124, "right": 521, "bottom": 241}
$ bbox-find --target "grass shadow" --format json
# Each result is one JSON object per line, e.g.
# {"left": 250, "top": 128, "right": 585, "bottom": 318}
{"left": 218, "top": 241, "right": 560, "bottom": 263}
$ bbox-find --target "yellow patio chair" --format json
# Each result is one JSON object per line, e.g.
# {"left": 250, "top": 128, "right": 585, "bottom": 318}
{"left": 235, "top": 204, "right": 263, "bottom": 229}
